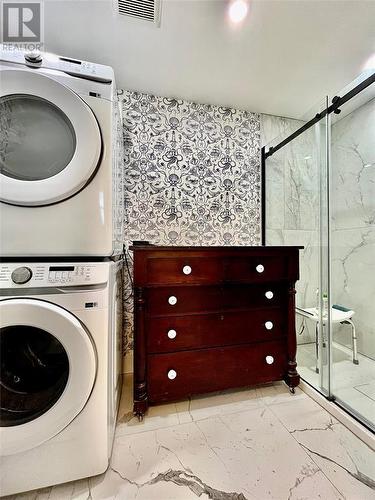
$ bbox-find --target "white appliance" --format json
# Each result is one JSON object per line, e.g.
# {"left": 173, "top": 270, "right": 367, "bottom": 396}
{"left": 0, "top": 47, "right": 124, "bottom": 257}
{"left": 0, "top": 259, "right": 123, "bottom": 496}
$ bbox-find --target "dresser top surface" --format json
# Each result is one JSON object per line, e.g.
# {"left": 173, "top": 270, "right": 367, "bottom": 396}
{"left": 130, "top": 244, "right": 303, "bottom": 252}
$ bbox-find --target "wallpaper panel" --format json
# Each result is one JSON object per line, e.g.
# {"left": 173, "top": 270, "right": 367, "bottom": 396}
{"left": 118, "top": 90, "right": 261, "bottom": 352}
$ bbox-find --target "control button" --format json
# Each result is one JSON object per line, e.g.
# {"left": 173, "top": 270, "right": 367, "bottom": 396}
{"left": 266, "top": 355, "right": 274, "bottom": 365}
{"left": 11, "top": 267, "right": 33, "bottom": 284}
{"left": 265, "top": 291, "right": 274, "bottom": 300}
{"left": 183, "top": 265, "right": 192, "bottom": 275}
{"left": 167, "top": 329, "right": 177, "bottom": 339}
{"left": 256, "top": 264, "right": 264, "bottom": 273}
{"left": 167, "top": 369, "right": 177, "bottom": 380}
{"left": 168, "top": 296, "right": 177, "bottom": 305}
{"left": 265, "top": 321, "right": 274, "bottom": 330}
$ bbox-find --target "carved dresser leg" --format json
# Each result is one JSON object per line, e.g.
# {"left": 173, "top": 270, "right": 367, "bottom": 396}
{"left": 285, "top": 282, "right": 300, "bottom": 392}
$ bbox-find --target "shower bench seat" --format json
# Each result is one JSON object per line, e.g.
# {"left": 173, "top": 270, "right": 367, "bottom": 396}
{"left": 296, "top": 306, "right": 358, "bottom": 373}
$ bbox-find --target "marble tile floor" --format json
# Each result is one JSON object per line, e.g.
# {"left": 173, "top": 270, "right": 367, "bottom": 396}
{"left": 5, "top": 375, "right": 375, "bottom": 500}
{"left": 298, "top": 342, "right": 375, "bottom": 426}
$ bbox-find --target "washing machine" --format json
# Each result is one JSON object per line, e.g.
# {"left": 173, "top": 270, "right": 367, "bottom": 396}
{"left": 0, "top": 46, "right": 124, "bottom": 257}
{"left": 0, "top": 259, "right": 123, "bottom": 496}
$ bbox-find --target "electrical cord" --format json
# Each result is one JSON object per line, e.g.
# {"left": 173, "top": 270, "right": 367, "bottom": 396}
{"left": 123, "top": 244, "right": 133, "bottom": 289}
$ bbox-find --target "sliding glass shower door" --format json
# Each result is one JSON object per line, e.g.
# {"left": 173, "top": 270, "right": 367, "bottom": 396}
{"left": 329, "top": 75, "right": 375, "bottom": 429}
{"left": 264, "top": 70, "right": 375, "bottom": 430}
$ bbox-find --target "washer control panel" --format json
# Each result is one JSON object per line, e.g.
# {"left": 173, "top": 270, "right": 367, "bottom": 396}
{"left": 47, "top": 265, "right": 91, "bottom": 284}
{"left": 0, "top": 262, "right": 109, "bottom": 288}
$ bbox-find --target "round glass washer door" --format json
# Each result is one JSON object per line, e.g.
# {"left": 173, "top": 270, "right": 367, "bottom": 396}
{"left": 0, "top": 69, "right": 101, "bottom": 206}
{"left": 0, "top": 298, "right": 96, "bottom": 456}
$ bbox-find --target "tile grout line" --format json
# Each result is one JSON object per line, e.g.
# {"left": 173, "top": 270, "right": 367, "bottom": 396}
{"left": 266, "top": 402, "right": 346, "bottom": 499}
{"left": 117, "top": 386, "right": 307, "bottom": 437}
{"left": 118, "top": 400, "right": 265, "bottom": 437}
{"left": 299, "top": 442, "right": 375, "bottom": 491}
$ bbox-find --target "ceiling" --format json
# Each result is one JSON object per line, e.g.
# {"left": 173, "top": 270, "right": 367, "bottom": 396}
{"left": 44, "top": 0, "right": 375, "bottom": 119}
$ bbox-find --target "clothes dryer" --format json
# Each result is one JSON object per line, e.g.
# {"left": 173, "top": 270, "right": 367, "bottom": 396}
{"left": 0, "top": 47, "right": 124, "bottom": 257}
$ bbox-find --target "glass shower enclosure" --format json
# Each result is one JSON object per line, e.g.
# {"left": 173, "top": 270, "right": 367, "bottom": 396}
{"left": 263, "top": 70, "right": 375, "bottom": 431}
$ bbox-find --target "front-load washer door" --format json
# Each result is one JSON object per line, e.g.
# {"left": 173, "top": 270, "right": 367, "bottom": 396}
{"left": 0, "top": 70, "right": 102, "bottom": 206}
{"left": 0, "top": 298, "right": 97, "bottom": 455}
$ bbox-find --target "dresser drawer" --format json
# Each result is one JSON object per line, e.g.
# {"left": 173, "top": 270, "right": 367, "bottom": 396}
{"left": 148, "top": 340, "right": 287, "bottom": 403}
{"left": 146, "top": 257, "right": 222, "bottom": 285}
{"left": 224, "top": 256, "right": 288, "bottom": 282}
{"left": 147, "top": 284, "right": 287, "bottom": 316}
{"left": 147, "top": 308, "right": 286, "bottom": 353}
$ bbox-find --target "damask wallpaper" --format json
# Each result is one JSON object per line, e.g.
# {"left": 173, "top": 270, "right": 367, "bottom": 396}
{"left": 118, "top": 89, "right": 261, "bottom": 353}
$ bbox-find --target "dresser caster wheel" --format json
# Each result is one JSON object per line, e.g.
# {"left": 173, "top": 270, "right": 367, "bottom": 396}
{"left": 289, "top": 386, "right": 295, "bottom": 395}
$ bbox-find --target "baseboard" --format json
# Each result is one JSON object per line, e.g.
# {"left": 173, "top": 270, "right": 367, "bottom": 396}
{"left": 299, "top": 380, "right": 374, "bottom": 450}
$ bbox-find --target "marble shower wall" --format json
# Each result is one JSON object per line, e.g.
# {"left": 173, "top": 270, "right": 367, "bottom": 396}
{"left": 330, "top": 97, "right": 375, "bottom": 359}
{"left": 261, "top": 114, "right": 320, "bottom": 345}
{"left": 119, "top": 90, "right": 261, "bottom": 352}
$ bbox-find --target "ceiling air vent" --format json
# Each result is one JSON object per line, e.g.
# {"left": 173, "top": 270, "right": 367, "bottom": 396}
{"left": 116, "top": 0, "right": 161, "bottom": 24}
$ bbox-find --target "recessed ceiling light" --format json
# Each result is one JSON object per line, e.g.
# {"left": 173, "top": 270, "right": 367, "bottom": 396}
{"left": 228, "top": 0, "right": 249, "bottom": 24}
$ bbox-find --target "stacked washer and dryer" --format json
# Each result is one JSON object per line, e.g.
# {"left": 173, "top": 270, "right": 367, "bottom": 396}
{"left": 0, "top": 47, "right": 124, "bottom": 496}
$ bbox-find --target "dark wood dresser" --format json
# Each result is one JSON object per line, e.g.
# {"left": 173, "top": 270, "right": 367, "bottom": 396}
{"left": 131, "top": 244, "right": 302, "bottom": 419}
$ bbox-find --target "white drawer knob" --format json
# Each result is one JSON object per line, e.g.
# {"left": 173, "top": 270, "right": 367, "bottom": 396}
{"left": 168, "top": 369, "right": 177, "bottom": 380}
{"left": 168, "top": 296, "right": 177, "bottom": 305}
{"left": 266, "top": 355, "right": 274, "bottom": 365}
{"left": 265, "top": 321, "right": 274, "bottom": 330}
{"left": 265, "top": 291, "right": 274, "bottom": 300}
{"left": 183, "top": 265, "right": 192, "bottom": 275}
{"left": 256, "top": 264, "right": 264, "bottom": 273}
{"left": 167, "top": 329, "right": 177, "bottom": 339}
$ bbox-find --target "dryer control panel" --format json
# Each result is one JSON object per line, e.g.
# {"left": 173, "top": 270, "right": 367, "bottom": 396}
{"left": 0, "top": 262, "right": 110, "bottom": 288}
{"left": 0, "top": 45, "right": 113, "bottom": 84}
